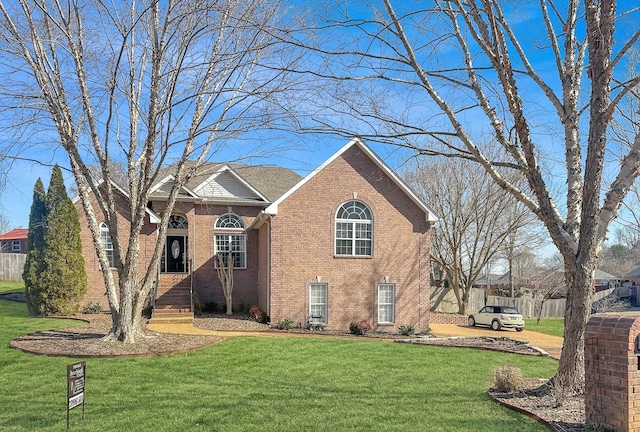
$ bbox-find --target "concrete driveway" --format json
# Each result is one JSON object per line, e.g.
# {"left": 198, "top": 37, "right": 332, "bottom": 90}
{"left": 429, "top": 323, "right": 563, "bottom": 360}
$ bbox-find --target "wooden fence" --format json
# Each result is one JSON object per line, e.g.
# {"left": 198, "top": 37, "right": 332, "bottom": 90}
{"left": 0, "top": 253, "right": 25, "bottom": 282}
{"left": 430, "top": 286, "right": 615, "bottom": 319}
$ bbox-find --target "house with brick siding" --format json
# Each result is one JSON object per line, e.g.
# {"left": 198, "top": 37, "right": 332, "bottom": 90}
{"left": 76, "top": 138, "right": 437, "bottom": 331}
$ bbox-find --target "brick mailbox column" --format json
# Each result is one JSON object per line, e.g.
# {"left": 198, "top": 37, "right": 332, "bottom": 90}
{"left": 585, "top": 314, "right": 640, "bottom": 431}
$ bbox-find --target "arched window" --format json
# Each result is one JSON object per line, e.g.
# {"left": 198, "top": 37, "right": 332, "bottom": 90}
{"left": 214, "top": 213, "right": 246, "bottom": 268}
{"left": 335, "top": 200, "right": 372, "bottom": 256}
{"left": 99, "top": 222, "right": 115, "bottom": 268}
{"left": 215, "top": 213, "right": 244, "bottom": 229}
{"left": 169, "top": 215, "right": 188, "bottom": 229}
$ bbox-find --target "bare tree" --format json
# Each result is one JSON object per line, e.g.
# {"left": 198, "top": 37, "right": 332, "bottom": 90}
{"left": 0, "top": 213, "right": 11, "bottom": 234}
{"left": 614, "top": 223, "right": 640, "bottom": 251}
{"left": 509, "top": 251, "right": 542, "bottom": 291}
{"left": 215, "top": 252, "right": 234, "bottom": 316}
{"left": 286, "top": 0, "right": 640, "bottom": 393}
{"left": 501, "top": 225, "right": 549, "bottom": 297}
{"left": 598, "top": 243, "right": 638, "bottom": 277}
{"left": 532, "top": 270, "right": 565, "bottom": 325}
{"left": 405, "top": 156, "right": 534, "bottom": 314}
{"left": 0, "top": 0, "right": 300, "bottom": 342}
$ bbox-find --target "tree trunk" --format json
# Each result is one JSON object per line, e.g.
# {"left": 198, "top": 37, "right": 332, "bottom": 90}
{"left": 453, "top": 278, "right": 472, "bottom": 315}
{"left": 449, "top": 269, "right": 467, "bottom": 315}
{"left": 103, "top": 275, "right": 147, "bottom": 343}
{"left": 555, "top": 258, "right": 594, "bottom": 393}
{"left": 509, "top": 258, "right": 514, "bottom": 298}
{"left": 216, "top": 252, "right": 234, "bottom": 315}
{"left": 226, "top": 296, "right": 233, "bottom": 316}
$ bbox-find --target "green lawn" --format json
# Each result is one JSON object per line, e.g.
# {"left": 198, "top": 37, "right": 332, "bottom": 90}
{"left": 0, "top": 299, "right": 558, "bottom": 431}
{"left": 525, "top": 318, "right": 565, "bottom": 337}
{"left": 0, "top": 281, "right": 24, "bottom": 294}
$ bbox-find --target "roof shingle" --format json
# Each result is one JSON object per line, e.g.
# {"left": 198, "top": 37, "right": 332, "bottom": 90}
{"left": 0, "top": 228, "right": 28, "bottom": 241}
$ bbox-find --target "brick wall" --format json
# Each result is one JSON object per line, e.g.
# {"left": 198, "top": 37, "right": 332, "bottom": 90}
{"left": 73, "top": 144, "right": 433, "bottom": 327}
{"left": 190, "top": 202, "right": 262, "bottom": 309}
{"left": 585, "top": 313, "right": 640, "bottom": 432}
{"left": 75, "top": 189, "right": 130, "bottom": 308}
{"left": 268, "top": 145, "right": 432, "bottom": 332}
{"left": 76, "top": 188, "right": 265, "bottom": 312}
{"left": 429, "top": 312, "right": 468, "bottom": 325}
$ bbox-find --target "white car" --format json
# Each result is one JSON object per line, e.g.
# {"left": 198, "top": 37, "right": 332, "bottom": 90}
{"left": 468, "top": 305, "right": 525, "bottom": 332}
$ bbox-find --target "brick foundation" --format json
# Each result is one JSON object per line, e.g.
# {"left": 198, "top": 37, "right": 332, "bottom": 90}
{"left": 429, "top": 312, "right": 468, "bottom": 325}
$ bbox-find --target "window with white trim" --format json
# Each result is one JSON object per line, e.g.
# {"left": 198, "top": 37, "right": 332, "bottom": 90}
{"left": 99, "top": 222, "right": 115, "bottom": 268}
{"left": 12, "top": 241, "right": 20, "bottom": 252}
{"left": 309, "top": 283, "right": 328, "bottom": 324}
{"left": 214, "top": 213, "right": 246, "bottom": 269}
{"left": 335, "top": 200, "right": 372, "bottom": 256}
{"left": 378, "top": 283, "right": 395, "bottom": 324}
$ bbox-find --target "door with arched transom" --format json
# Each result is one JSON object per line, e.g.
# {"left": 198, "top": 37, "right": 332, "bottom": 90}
{"left": 161, "top": 215, "right": 188, "bottom": 273}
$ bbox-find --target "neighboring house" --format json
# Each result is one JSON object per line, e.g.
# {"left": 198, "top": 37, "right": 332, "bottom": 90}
{"left": 534, "top": 268, "right": 619, "bottom": 298}
{"left": 0, "top": 228, "right": 28, "bottom": 254}
{"left": 472, "top": 273, "right": 507, "bottom": 290}
{"left": 593, "top": 269, "right": 620, "bottom": 292}
{"left": 75, "top": 139, "right": 437, "bottom": 331}
{"left": 625, "top": 266, "right": 640, "bottom": 286}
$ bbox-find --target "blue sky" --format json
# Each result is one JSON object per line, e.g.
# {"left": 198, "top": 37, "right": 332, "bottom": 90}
{"left": 2, "top": 0, "right": 637, "bottom": 265}
{"left": 0, "top": 135, "right": 409, "bottom": 229}
{"left": 2, "top": 160, "right": 55, "bottom": 228}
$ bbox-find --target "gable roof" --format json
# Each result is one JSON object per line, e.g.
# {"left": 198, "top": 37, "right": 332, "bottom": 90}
{"left": 149, "top": 175, "right": 201, "bottom": 199}
{"left": 71, "top": 178, "right": 162, "bottom": 223}
{"left": 0, "top": 228, "right": 28, "bottom": 241}
{"left": 263, "top": 138, "right": 438, "bottom": 222}
{"left": 192, "top": 165, "right": 266, "bottom": 201}
{"left": 594, "top": 269, "right": 619, "bottom": 280}
{"left": 541, "top": 268, "right": 619, "bottom": 282}
{"left": 625, "top": 266, "right": 640, "bottom": 277}
{"left": 473, "top": 273, "right": 506, "bottom": 286}
{"left": 152, "top": 161, "right": 302, "bottom": 204}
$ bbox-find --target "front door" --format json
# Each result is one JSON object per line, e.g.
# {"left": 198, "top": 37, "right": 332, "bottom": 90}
{"left": 164, "top": 236, "right": 186, "bottom": 273}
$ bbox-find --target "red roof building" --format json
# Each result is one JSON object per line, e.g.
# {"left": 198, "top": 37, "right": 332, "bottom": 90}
{"left": 0, "top": 228, "right": 28, "bottom": 254}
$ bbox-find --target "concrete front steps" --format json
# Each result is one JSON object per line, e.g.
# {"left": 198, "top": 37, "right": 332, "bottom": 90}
{"left": 149, "top": 307, "right": 193, "bottom": 324}
{"left": 150, "top": 274, "right": 193, "bottom": 324}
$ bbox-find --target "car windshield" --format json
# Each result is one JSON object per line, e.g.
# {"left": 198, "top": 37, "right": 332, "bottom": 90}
{"left": 502, "top": 307, "right": 519, "bottom": 314}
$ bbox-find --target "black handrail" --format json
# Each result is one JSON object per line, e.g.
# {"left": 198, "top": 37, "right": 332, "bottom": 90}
{"left": 189, "top": 258, "right": 194, "bottom": 313}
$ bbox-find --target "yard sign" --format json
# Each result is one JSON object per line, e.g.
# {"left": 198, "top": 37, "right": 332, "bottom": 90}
{"left": 67, "top": 361, "right": 85, "bottom": 428}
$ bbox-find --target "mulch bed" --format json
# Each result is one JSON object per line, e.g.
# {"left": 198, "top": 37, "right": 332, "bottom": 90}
{"left": 396, "top": 335, "right": 549, "bottom": 356}
{"left": 489, "top": 380, "right": 586, "bottom": 432}
{"left": 10, "top": 314, "right": 223, "bottom": 357}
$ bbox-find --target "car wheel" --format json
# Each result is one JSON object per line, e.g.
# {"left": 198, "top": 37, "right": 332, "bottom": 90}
{"left": 468, "top": 316, "right": 475, "bottom": 327}
{"left": 491, "top": 320, "right": 501, "bottom": 331}
{"left": 516, "top": 327, "right": 524, "bottom": 332}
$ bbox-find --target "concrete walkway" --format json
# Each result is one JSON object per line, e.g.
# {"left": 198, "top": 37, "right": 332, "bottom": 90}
{"left": 148, "top": 321, "right": 564, "bottom": 359}
{"left": 146, "top": 322, "right": 356, "bottom": 340}
{"left": 429, "top": 323, "right": 563, "bottom": 360}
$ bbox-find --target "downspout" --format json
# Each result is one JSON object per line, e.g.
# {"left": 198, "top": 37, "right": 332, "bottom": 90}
{"left": 190, "top": 258, "right": 194, "bottom": 314}
{"left": 251, "top": 210, "right": 273, "bottom": 319}
{"left": 266, "top": 218, "right": 271, "bottom": 318}
{"left": 190, "top": 210, "right": 194, "bottom": 314}
{"left": 148, "top": 207, "right": 161, "bottom": 314}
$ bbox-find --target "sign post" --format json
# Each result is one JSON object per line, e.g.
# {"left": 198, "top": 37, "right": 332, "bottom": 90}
{"left": 67, "top": 361, "right": 85, "bottom": 429}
